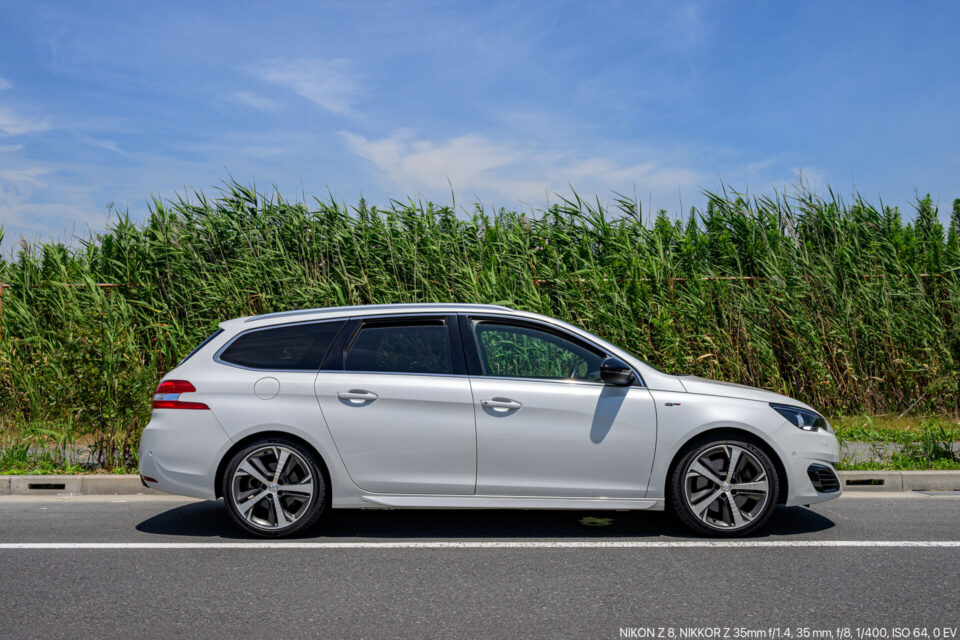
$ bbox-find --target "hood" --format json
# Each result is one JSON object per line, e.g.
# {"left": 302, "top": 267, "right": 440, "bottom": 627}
{"left": 677, "top": 376, "right": 816, "bottom": 411}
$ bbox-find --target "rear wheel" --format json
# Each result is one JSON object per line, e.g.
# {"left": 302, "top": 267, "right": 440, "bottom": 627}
{"left": 669, "top": 436, "right": 779, "bottom": 537}
{"left": 222, "top": 438, "right": 326, "bottom": 537}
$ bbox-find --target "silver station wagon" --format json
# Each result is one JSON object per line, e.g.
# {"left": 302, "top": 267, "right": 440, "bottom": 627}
{"left": 139, "top": 303, "right": 841, "bottom": 537}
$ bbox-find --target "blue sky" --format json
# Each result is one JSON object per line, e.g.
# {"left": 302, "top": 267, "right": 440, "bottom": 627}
{"left": 0, "top": 1, "right": 958, "bottom": 245}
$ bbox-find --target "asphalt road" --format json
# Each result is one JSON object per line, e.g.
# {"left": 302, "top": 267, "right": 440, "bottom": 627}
{"left": 0, "top": 493, "right": 958, "bottom": 640}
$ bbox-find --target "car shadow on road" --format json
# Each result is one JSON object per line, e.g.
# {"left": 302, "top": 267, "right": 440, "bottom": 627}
{"left": 136, "top": 502, "right": 835, "bottom": 540}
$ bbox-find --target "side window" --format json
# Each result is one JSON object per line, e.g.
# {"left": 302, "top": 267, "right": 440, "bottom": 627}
{"left": 344, "top": 320, "right": 452, "bottom": 375}
{"left": 472, "top": 321, "right": 605, "bottom": 382}
{"left": 218, "top": 320, "right": 345, "bottom": 370}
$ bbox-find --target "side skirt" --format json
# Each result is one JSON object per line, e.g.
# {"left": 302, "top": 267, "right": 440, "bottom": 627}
{"left": 358, "top": 495, "right": 662, "bottom": 511}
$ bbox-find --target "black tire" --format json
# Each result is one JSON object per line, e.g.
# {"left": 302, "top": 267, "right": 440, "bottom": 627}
{"left": 669, "top": 435, "right": 779, "bottom": 537}
{"left": 221, "top": 437, "right": 327, "bottom": 538}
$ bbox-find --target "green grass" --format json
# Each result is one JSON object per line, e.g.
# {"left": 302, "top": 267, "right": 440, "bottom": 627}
{"left": 831, "top": 414, "right": 960, "bottom": 434}
{"left": 832, "top": 415, "right": 960, "bottom": 445}
{"left": 833, "top": 416, "right": 960, "bottom": 470}
{"left": 1, "top": 180, "right": 959, "bottom": 470}
{"left": 0, "top": 444, "right": 86, "bottom": 475}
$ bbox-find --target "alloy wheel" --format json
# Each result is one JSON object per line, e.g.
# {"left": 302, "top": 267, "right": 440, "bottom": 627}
{"left": 230, "top": 445, "right": 315, "bottom": 531}
{"left": 683, "top": 444, "right": 770, "bottom": 530}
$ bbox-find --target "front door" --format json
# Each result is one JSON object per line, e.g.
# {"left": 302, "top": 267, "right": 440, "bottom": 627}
{"left": 314, "top": 315, "right": 477, "bottom": 495}
{"left": 464, "top": 317, "right": 657, "bottom": 498}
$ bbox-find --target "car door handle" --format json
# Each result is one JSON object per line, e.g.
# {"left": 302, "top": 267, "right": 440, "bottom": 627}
{"left": 481, "top": 398, "right": 522, "bottom": 411}
{"left": 337, "top": 390, "right": 379, "bottom": 403}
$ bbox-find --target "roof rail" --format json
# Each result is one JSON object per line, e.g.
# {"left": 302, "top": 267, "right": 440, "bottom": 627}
{"left": 242, "top": 302, "right": 514, "bottom": 323}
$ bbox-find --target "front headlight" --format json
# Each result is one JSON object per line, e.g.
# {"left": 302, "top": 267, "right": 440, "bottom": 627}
{"left": 769, "top": 403, "right": 831, "bottom": 432}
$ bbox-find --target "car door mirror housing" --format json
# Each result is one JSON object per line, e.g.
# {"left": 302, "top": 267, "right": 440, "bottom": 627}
{"left": 600, "top": 357, "right": 635, "bottom": 386}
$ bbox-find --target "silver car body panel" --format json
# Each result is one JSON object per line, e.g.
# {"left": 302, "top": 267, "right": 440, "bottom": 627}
{"left": 315, "top": 371, "right": 477, "bottom": 495}
{"left": 360, "top": 495, "right": 660, "bottom": 510}
{"left": 140, "top": 303, "right": 842, "bottom": 511}
{"left": 469, "top": 377, "right": 658, "bottom": 497}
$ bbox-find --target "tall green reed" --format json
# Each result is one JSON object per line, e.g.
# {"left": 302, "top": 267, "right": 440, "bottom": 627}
{"left": 0, "top": 182, "right": 958, "bottom": 468}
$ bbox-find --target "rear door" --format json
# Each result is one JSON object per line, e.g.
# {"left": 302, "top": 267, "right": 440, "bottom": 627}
{"left": 462, "top": 315, "right": 658, "bottom": 498}
{"left": 314, "top": 314, "right": 477, "bottom": 495}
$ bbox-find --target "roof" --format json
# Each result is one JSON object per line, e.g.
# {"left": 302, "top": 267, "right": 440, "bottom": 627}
{"left": 225, "top": 303, "right": 517, "bottom": 328}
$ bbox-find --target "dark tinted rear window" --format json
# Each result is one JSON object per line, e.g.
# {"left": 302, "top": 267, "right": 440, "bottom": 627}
{"left": 219, "top": 321, "right": 344, "bottom": 370}
{"left": 344, "top": 320, "right": 452, "bottom": 374}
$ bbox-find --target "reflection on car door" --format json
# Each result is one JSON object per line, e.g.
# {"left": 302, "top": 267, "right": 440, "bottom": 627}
{"left": 314, "top": 315, "right": 477, "bottom": 495}
{"left": 463, "top": 316, "right": 658, "bottom": 498}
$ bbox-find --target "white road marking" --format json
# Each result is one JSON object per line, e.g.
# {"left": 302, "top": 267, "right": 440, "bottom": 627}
{"left": 1, "top": 540, "right": 959, "bottom": 550}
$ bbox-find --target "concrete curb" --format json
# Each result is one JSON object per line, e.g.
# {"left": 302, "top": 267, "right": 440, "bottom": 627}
{"left": 0, "top": 475, "right": 162, "bottom": 496}
{"left": 837, "top": 470, "right": 960, "bottom": 492}
{"left": 1, "top": 471, "right": 960, "bottom": 496}
{"left": 838, "top": 470, "right": 904, "bottom": 491}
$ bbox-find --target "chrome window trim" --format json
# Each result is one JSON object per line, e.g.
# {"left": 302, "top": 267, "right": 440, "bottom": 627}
{"left": 468, "top": 374, "right": 612, "bottom": 388}
{"left": 318, "top": 370, "right": 469, "bottom": 380}
{"left": 212, "top": 308, "right": 644, "bottom": 387}
{"left": 213, "top": 317, "right": 347, "bottom": 372}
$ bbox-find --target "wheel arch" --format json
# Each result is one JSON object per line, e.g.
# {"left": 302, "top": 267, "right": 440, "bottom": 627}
{"left": 214, "top": 430, "right": 333, "bottom": 503}
{"left": 665, "top": 426, "right": 789, "bottom": 504}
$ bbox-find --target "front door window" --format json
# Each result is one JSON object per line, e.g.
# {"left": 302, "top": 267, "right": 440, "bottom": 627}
{"left": 472, "top": 321, "right": 604, "bottom": 382}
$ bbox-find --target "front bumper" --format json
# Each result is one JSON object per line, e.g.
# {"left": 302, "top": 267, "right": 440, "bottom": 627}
{"left": 774, "top": 422, "right": 843, "bottom": 506}
{"left": 139, "top": 409, "right": 232, "bottom": 500}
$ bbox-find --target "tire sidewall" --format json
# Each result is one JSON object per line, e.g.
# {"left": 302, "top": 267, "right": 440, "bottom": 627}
{"left": 222, "top": 438, "right": 326, "bottom": 538}
{"left": 670, "top": 437, "right": 779, "bottom": 538}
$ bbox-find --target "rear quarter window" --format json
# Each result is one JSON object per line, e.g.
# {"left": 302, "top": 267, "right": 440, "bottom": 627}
{"left": 218, "top": 320, "right": 345, "bottom": 371}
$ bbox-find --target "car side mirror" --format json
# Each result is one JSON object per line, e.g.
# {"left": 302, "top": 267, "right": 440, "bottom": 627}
{"left": 600, "top": 356, "right": 635, "bottom": 386}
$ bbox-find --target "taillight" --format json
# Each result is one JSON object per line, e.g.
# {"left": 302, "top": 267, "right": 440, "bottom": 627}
{"left": 152, "top": 379, "right": 209, "bottom": 410}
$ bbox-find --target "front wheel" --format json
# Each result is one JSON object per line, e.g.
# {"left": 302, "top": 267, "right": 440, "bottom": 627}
{"left": 669, "top": 437, "right": 779, "bottom": 537}
{"left": 222, "top": 438, "right": 327, "bottom": 537}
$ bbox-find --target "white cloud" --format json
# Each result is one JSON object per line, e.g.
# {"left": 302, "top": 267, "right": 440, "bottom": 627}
{"left": 0, "top": 144, "right": 23, "bottom": 153}
{"left": 0, "top": 163, "right": 115, "bottom": 248}
{"left": 249, "top": 58, "right": 360, "bottom": 114}
{"left": 223, "top": 91, "right": 282, "bottom": 112}
{"left": 0, "top": 197, "right": 106, "bottom": 242}
{"left": 80, "top": 136, "right": 122, "bottom": 153}
{"left": 340, "top": 129, "right": 702, "bottom": 204}
{"left": 0, "top": 76, "right": 11, "bottom": 91}
{"left": 0, "top": 106, "right": 50, "bottom": 136}
{"left": 0, "top": 166, "right": 48, "bottom": 185}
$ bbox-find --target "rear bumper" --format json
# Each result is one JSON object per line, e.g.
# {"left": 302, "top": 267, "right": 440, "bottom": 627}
{"left": 138, "top": 409, "right": 232, "bottom": 500}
